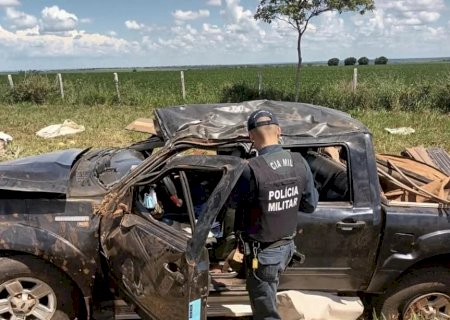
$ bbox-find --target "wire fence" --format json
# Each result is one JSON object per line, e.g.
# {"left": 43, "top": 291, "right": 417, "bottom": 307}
{"left": 1, "top": 63, "right": 449, "bottom": 112}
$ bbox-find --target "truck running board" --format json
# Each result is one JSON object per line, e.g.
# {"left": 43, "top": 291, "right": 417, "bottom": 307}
{"left": 110, "top": 299, "right": 253, "bottom": 319}
{"left": 207, "top": 302, "right": 253, "bottom": 317}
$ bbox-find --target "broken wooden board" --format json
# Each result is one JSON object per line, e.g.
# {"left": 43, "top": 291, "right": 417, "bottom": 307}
{"left": 427, "top": 147, "right": 450, "bottom": 176}
{"left": 402, "top": 146, "right": 436, "bottom": 167}
{"left": 402, "top": 146, "right": 450, "bottom": 176}
{"left": 125, "top": 118, "right": 157, "bottom": 134}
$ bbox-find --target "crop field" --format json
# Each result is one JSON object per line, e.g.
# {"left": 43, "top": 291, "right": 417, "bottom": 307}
{"left": 0, "top": 62, "right": 449, "bottom": 161}
{"left": 1, "top": 62, "right": 450, "bottom": 110}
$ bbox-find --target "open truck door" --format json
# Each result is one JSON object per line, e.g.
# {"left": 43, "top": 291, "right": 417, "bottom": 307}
{"left": 99, "top": 153, "right": 246, "bottom": 320}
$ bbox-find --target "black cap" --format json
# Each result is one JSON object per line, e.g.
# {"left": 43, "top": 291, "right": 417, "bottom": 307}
{"left": 247, "top": 109, "right": 279, "bottom": 131}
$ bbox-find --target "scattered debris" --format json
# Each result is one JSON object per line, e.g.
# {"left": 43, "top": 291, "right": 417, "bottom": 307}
{"left": 0, "top": 132, "right": 13, "bottom": 154}
{"left": 402, "top": 146, "right": 435, "bottom": 167}
{"left": 36, "top": 120, "right": 85, "bottom": 139}
{"left": 377, "top": 154, "right": 450, "bottom": 204}
{"left": 276, "top": 290, "right": 364, "bottom": 320}
{"left": 125, "top": 118, "right": 157, "bottom": 134}
{"left": 402, "top": 146, "right": 450, "bottom": 176}
{"left": 384, "top": 127, "right": 415, "bottom": 135}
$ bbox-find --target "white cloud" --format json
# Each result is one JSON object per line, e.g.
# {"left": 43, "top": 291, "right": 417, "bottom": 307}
{"left": 16, "top": 25, "right": 39, "bottom": 36}
{"left": 0, "top": 0, "right": 19, "bottom": 6}
{"left": 207, "top": 0, "right": 221, "bottom": 6}
{"left": 203, "top": 23, "right": 222, "bottom": 34}
{"left": 1, "top": 0, "right": 449, "bottom": 69}
{"left": 125, "top": 20, "right": 144, "bottom": 30}
{"left": 376, "top": 0, "right": 445, "bottom": 26}
{"left": 125, "top": 20, "right": 167, "bottom": 34}
{"left": 40, "top": 6, "right": 78, "bottom": 33}
{"left": 0, "top": 25, "right": 133, "bottom": 59}
{"left": 172, "top": 9, "right": 210, "bottom": 21}
{"left": 5, "top": 7, "right": 38, "bottom": 30}
{"left": 80, "top": 18, "right": 93, "bottom": 24}
{"left": 221, "top": 0, "right": 259, "bottom": 33}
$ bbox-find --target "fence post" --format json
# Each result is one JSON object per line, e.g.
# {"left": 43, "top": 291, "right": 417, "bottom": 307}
{"left": 258, "top": 71, "right": 263, "bottom": 97}
{"left": 7, "top": 75, "right": 14, "bottom": 89}
{"left": 57, "top": 73, "right": 64, "bottom": 99}
{"left": 113, "top": 72, "right": 120, "bottom": 101}
{"left": 180, "top": 71, "right": 186, "bottom": 100}
{"left": 352, "top": 68, "right": 358, "bottom": 92}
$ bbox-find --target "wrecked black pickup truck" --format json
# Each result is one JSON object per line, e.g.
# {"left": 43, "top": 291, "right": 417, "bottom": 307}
{"left": 0, "top": 100, "right": 449, "bottom": 320}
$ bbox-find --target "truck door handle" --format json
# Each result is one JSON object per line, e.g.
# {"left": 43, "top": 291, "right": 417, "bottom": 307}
{"left": 164, "top": 263, "right": 185, "bottom": 285}
{"left": 336, "top": 220, "right": 366, "bottom": 231}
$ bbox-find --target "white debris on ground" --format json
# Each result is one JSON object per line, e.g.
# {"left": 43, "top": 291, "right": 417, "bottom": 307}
{"left": 277, "top": 291, "right": 364, "bottom": 320}
{"left": 0, "top": 132, "right": 13, "bottom": 154}
{"left": 384, "top": 127, "right": 415, "bottom": 135}
{"left": 36, "top": 120, "right": 85, "bottom": 139}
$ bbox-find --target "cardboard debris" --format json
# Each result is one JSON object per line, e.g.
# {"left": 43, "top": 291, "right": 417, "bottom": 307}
{"left": 0, "top": 132, "right": 13, "bottom": 154}
{"left": 384, "top": 127, "right": 415, "bottom": 135}
{"left": 277, "top": 291, "right": 364, "bottom": 320}
{"left": 125, "top": 118, "right": 156, "bottom": 134}
{"left": 36, "top": 120, "right": 85, "bottom": 139}
{"left": 0, "top": 132, "right": 13, "bottom": 143}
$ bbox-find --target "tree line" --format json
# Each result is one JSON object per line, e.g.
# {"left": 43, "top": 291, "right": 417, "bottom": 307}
{"left": 327, "top": 56, "right": 388, "bottom": 66}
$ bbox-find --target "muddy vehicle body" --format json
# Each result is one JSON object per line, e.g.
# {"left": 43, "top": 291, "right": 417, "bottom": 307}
{"left": 0, "top": 100, "right": 449, "bottom": 320}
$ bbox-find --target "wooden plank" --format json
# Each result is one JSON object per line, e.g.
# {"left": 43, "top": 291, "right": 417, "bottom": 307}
{"left": 427, "top": 147, "right": 450, "bottom": 176}
{"left": 403, "top": 146, "right": 435, "bottom": 167}
{"left": 125, "top": 118, "right": 156, "bottom": 134}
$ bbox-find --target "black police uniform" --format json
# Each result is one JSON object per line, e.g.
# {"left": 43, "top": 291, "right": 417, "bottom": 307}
{"left": 237, "top": 109, "right": 318, "bottom": 320}
{"left": 236, "top": 145, "right": 317, "bottom": 320}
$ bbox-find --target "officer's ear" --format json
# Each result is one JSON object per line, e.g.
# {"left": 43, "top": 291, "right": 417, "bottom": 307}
{"left": 249, "top": 130, "right": 255, "bottom": 142}
{"left": 276, "top": 125, "right": 281, "bottom": 138}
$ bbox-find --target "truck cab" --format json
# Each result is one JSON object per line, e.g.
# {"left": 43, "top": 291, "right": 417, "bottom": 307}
{"left": 1, "top": 100, "right": 449, "bottom": 320}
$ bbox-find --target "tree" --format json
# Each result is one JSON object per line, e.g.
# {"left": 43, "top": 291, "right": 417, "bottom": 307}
{"left": 255, "top": 0, "right": 375, "bottom": 101}
{"left": 328, "top": 58, "right": 340, "bottom": 66}
{"left": 344, "top": 57, "right": 357, "bottom": 65}
{"left": 358, "top": 56, "right": 369, "bottom": 65}
{"left": 375, "top": 56, "right": 388, "bottom": 65}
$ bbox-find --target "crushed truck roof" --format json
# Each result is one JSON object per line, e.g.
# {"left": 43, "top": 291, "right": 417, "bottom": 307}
{"left": 155, "top": 100, "right": 369, "bottom": 141}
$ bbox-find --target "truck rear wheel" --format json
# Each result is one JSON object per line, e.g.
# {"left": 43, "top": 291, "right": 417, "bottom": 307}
{"left": 378, "top": 267, "right": 450, "bottom": 320}
{"left": 0, "top": 255, "right": 85, "bottom": 320}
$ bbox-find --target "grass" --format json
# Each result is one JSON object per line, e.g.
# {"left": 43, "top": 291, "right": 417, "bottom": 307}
{"left": 1, "top": 63, "right": 449, "bottom": 112}
{"left": 0, "top": 63, "right": 448, "bottom": 161}
{"left": 0, "top": 102, "right": 448, "bottom": 162}
{"left": 0, "top": 103, "right": 149, "bottom": 160}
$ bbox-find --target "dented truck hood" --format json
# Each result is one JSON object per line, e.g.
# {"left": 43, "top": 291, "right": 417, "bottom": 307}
{"left": 155, "top": 100, "right": 369, "bottom": 142}
{"left": 0, "top": 148, "right": 84, "bottom": 193}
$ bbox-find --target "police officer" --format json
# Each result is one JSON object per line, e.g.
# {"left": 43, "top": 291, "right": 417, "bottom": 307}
{"left": 237, "top": 109, "right": 318, "bottom": 320}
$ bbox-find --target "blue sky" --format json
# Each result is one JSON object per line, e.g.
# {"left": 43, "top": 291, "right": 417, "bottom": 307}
{"left": 0, "top": 0, "right": 449, "bottom": 71}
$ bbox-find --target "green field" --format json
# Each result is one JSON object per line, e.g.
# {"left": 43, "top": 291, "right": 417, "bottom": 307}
{"left": 1, "top": 63, "right": 450, "bottom": 110}
{"left": 0, "top": 63, "right": 449, "bottom": 161}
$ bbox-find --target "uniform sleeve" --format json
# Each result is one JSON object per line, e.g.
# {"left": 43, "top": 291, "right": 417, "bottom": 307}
{"left": 234, "top": 164, "right": 254, "bottom": 230}
{"left": 299, "top": 158, "right": 319, "bottom": 213}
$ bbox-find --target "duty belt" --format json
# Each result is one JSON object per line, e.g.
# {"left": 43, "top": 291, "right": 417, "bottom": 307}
{"left": 249, "top": 238, "right": 293, "bottom": 250}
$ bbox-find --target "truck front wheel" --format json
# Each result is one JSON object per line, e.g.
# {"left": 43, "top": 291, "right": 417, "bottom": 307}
{"left": 379, "top": 267, "right": 450, "bottom": 319}
{"left": 0, "top": 255, "right": 85, "bottom": 320}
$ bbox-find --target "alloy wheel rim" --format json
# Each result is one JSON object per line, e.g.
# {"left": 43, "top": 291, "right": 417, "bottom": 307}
{"left": 0, "top": 277, "right": 56, "bottom": 320}
{"left": 403, "top": 293, "right": 450, "bottom": 320}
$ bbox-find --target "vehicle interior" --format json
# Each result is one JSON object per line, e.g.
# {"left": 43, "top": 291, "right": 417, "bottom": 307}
{"left": 129, "top": 144, "right": 353, "bottom": 291}
{"left": 128, "top": 141, "right": 448, "bottom": 292}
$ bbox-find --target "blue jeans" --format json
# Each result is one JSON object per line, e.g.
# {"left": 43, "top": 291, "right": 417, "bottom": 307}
{"left": 246, "top": 241, "right": 295, "bottom": 320}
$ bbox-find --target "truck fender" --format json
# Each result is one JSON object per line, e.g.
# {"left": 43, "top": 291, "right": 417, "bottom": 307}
{"left": 0, "top": 221, "right": 97, "bottom": 298}
{"left": 368, "top": 230, "right": 450, "bottom": 293}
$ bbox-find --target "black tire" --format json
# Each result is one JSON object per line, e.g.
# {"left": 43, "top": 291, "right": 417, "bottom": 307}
{"left": 0, "top": 255, "right": 85, "bottom": 320}
{"left": 377, "top": 267, "right": 450, "bottom": 320}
